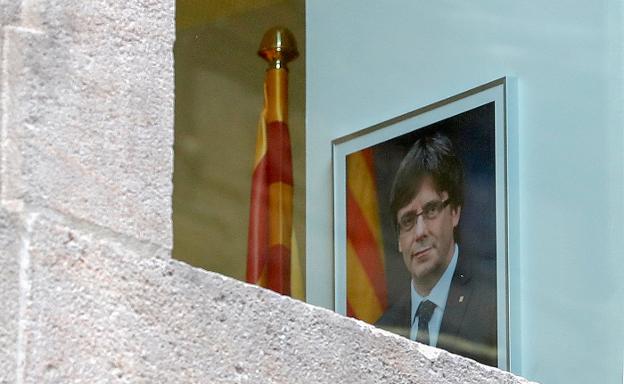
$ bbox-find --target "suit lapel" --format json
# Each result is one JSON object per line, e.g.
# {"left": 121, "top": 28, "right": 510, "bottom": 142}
{"left": 376, "top": 290, "right": 412, "bottom": 339}
{"left": 438, "top": 255, "right": 473, "bottom": 348}
{"left": 397, "top": 292, "right": 412, "bottom": 339}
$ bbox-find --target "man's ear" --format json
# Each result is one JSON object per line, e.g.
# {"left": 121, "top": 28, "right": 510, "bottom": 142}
{"left": 398, "top": 240, "right": 402, "bottom": 253}
{"left": 452, "top": 205, "right": 461, "bottom": 228}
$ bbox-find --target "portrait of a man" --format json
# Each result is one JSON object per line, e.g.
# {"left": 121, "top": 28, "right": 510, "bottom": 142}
{"left": 340, "top": 98, "right": 503, "bottom": 367}
{"left": 374, "top": 130, "right": 497, "bottom": 366}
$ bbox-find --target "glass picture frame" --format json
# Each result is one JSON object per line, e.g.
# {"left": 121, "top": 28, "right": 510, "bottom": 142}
{"left": 332, "top": 78, "right": 511, "bottom": 369}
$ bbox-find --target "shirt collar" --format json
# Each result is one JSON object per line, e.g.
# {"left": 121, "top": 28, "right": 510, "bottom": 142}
{"left": 410, "top": 244, "right": 459, "bottom": 325}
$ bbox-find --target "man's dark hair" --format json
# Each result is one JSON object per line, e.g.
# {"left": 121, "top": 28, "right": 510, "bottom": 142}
{"left": 390, "top": 132, "right": 464, "bottom": 225}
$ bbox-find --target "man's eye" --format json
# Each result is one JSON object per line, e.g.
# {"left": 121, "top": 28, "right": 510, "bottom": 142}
{"left": 423, "top": 203, "right": 439, "bottom": 218}
{"left": 400, "top": 215, "right": 414, "bottom": 229}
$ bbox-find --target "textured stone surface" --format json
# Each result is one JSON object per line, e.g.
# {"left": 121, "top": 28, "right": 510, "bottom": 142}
{"left": 0, "top": 208, "right": 21, "bottom": 384}
{"left": 20, "top": 213, "right": 535, "bottom": 384}
{"left": 2, "top": 0, "right": 174, "bottom": 248}
{"left": 0, "top": 0, "right": 20, "bottom": 26}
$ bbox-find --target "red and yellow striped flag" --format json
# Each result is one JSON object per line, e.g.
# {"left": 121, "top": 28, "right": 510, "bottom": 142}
{"left": 346, "top": 148, "right": 388, "bottom": 323}
{"left": 247, "top": 67, "right": 304, "bottom": 299}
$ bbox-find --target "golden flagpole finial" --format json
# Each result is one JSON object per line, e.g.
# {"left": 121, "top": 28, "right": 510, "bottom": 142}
{"left": 258, "top": 27, "right": 299, "bottom": 70}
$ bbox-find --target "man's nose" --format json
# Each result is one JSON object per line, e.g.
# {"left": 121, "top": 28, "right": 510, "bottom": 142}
{"left": 411, "top": 215, "right": 427, "bottom": 240}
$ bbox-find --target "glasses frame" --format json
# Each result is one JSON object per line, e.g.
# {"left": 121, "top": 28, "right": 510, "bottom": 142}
{"left": 397, "top": 198, "right": 451, "bottom": 234}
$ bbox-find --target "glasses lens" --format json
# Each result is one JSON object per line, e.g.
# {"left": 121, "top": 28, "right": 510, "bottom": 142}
{"left": 399, "top": 214, "right": 414, "bottom": 232}
{"left": 423, "top": 201, "right": 440, "bottom": 219}
{"left": 399, "top": 200, "right": 448, "bottom": 232}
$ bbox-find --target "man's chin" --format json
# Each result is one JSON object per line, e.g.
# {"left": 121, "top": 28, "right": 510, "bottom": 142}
{"left": 410, "top": 262, "right": 433, "bottom": 281}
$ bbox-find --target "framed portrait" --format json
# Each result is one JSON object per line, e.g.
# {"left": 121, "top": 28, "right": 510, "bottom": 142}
{"left": 332, "top": 78, "right": 510, "bottom": 369}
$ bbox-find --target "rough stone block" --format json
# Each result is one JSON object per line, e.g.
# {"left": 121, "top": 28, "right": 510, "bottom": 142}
{"left": 23, "top": 213, "right": 170, "bottom": 383}
{"left": 2, "top": 0, "right": 174, "bottom": 248}
{"left": 0, "top": 1, "right": 20, "bottom": 26}
{"left": 22, "top": 213, "right": 535, "bottom": 383}
{"left": 0, "top": 208, "right": 21, "bottom": 384}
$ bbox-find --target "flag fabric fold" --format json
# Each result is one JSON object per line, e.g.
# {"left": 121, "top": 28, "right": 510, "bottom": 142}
{"left": 247, "top": 68, "right": 303, "bottom": 299}
{"left": 346, "top": 148, "right": 388, "bottom": 323}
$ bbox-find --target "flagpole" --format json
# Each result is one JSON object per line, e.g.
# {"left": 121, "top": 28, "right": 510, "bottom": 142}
{"left": 258, "top": 27, "right": 298, "bottom": 134}
{"left": 258, "top": 27, "right": 299, "bottom": 71}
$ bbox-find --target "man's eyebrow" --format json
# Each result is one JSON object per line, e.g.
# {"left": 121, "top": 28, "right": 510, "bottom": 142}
{"left": 399, "top": 210, "right": 415, "bottom": 217}
{"left": 399, "top": 199, "right": 441, "bottom": 216}
{"left": 423, "top": 199, "right": 442, "bottom": 207}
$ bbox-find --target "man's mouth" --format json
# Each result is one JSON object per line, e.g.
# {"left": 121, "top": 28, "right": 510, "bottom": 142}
{"left": 412, "top": 246, "right": 432, "bottom": 260}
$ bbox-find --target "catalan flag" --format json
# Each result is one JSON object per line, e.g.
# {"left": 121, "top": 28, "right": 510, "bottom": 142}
{"left": 346, "top": 148, "right": 388, "bottom": 323}
{"left": 246, "top": 59, "right": 304, "bottom": 299}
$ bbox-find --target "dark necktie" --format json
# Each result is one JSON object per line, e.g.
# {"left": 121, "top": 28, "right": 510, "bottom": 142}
{"left": 415, "top": 300, "right": 436, "bottom": 345}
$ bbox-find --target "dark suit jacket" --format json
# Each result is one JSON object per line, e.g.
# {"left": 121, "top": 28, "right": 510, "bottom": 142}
{"left": 376, "top": 251, "right": 497, "bottom": 367}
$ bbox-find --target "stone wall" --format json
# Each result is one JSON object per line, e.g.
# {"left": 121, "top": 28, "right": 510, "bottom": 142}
{"left": 0, "top": 1, "right": 534, "bottom": 383}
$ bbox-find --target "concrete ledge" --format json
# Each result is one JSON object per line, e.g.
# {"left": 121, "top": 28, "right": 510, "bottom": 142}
{"left": 20, "top": 212, "right": 535, "bottom": 383}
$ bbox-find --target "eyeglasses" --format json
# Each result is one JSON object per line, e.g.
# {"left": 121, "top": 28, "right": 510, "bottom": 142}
{"left": 397, "top": 199, "right": 450, "bottom": 233}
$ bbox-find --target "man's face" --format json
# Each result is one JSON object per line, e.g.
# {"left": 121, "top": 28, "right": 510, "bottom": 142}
{"left": 397, "top": 176, "right": 461, "bottom": 289}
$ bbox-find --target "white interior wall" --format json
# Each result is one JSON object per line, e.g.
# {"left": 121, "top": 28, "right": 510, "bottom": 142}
{"left": 306, "top": 1, "right": 624, "bottom": 383}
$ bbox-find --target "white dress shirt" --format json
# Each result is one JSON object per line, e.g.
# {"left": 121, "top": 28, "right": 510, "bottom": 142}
{"left": 410, "top": 244, "right": 459, "bottom": 346}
